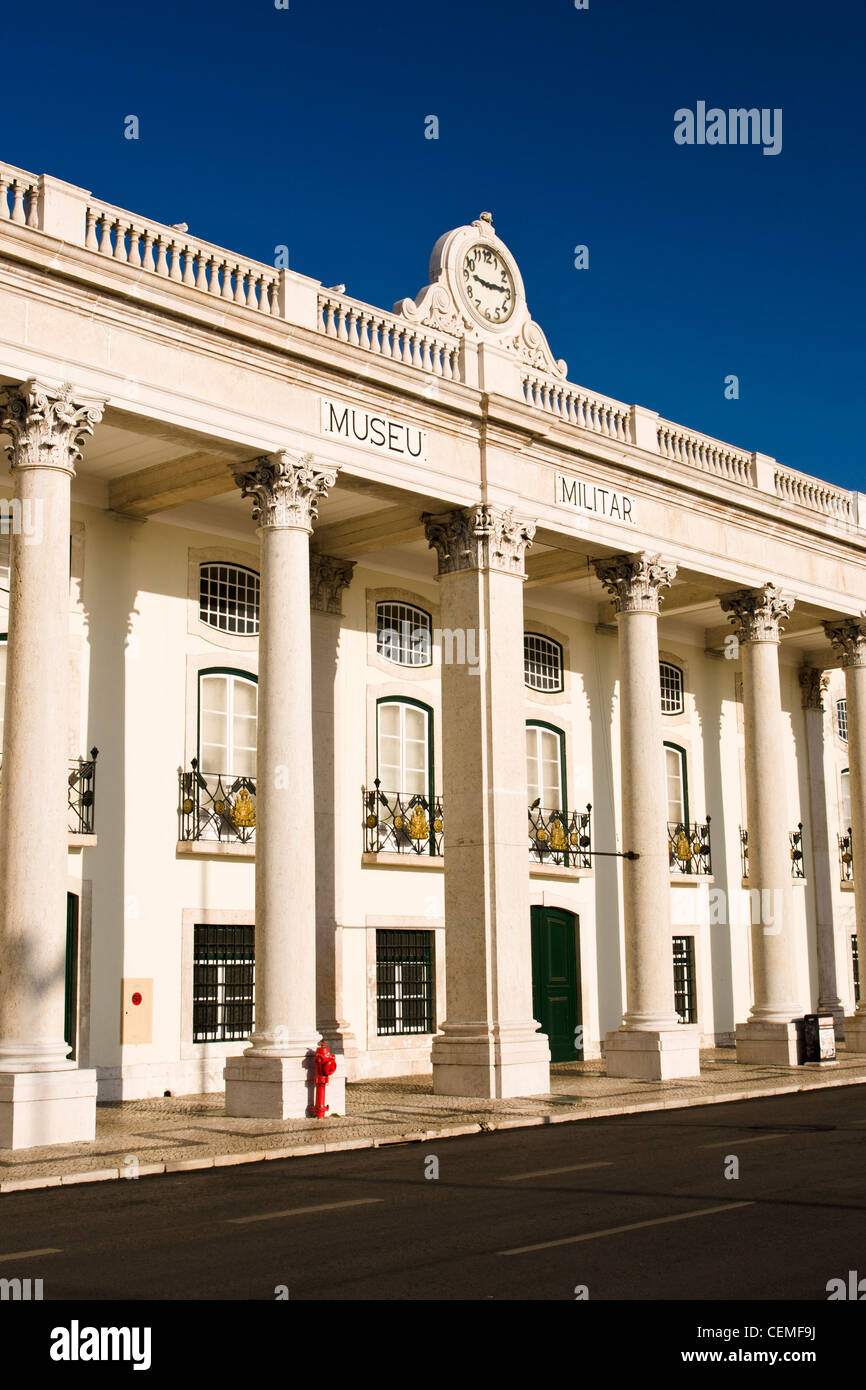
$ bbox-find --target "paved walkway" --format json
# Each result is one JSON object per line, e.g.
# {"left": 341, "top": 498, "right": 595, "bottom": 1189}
{"left": 2, "top": 1049, "right": 865, "bottom": 1192}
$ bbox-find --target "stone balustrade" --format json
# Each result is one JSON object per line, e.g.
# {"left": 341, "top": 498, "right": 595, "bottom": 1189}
{"left": 0, "top": 154, "right": 860, "bottom": 529}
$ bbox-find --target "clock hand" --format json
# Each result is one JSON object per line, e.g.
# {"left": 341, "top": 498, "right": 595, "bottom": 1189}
{"left": 473, "top": 274, "right": 507, "bottom": 293}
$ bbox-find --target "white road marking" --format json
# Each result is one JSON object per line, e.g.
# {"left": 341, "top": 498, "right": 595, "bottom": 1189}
{"left": 698, "top": 1133, "right": 791, "bottom": 1149}
{"left": 498, "top": 1202, "right": 754, "bottom": 1255}
{"left": 499, "top": 1162, "right": 613, "bottom": 1181}
{"left": 227, "top": 1198, "right": 383, "bottom": 1224}
{"left": 0, "top": 1247, "right": 62, "bottom": 1262}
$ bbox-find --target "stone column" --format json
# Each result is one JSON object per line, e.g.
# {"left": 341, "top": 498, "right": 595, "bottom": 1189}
{"left": 721, "top": 585, "right": 800, "bottom": 1064}
{"left": 824, "top": 617, "right": 866, "bottom": 1051}
{"left": 0, "top": 380, "right": 102, "bottom": 1148}
{"left": 309, "top": 552, "right": 358, "bottom": 1069}
{"left": 594, "top": 552, "right": 700, "bottom": 1080}
{"left": 424, "top": 505, "right": 550, "bottom": 1098}
{"left": 799, "top": 667, "right": 844, "bottom": 1035}
{"left": 224, "top": 451, "right": 345, "bottom": 1118}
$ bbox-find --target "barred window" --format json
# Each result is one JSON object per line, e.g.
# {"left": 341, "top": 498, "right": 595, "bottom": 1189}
{"left": 660, "top": 661, "right": 684, "bottom": 714}
{"left": 199, "top": 563, "right": 260, "bottom": 635}
{"left": 853, "top": 935, "right": 860, "bottom": 1006}
{"left": 376, "top": 930, "right": 434, "bottom": 1035}
{"left": 837, "top": 698, "right": 848, "bottom": 742}
{"left": 672, "top": 935, "right": 696, "bottom": 1024}
{"left": 193, "top": 924, "right": 255, "bottom": 1042}
{"left": 376, "top": 601, "right": 432, "bottom": 666}
{"left": 525, "top": 633, "right": 564, "bottom": 692}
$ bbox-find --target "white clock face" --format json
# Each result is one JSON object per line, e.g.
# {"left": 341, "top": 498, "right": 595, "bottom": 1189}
{"left": 461, "top": 244, "right": 515, "bottom": 324}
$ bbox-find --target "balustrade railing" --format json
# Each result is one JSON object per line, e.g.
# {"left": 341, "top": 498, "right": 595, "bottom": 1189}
{"left": 668, "top": 818, "right": 712, "bottom": 875}
{"left": 529, "top": 803, "right": 592, "bottom": 869}
{"left": 178, "top": 759, "right": 257, "bottom": 844}
{"left": 521, "top": 373, "right": 632, "bottom": 442}
{"left": 739, "top": 824, "right": 806, "bottom": 880}
{"left": 774, "top": 466, "right": 853, "bottom": 522}
{"left": 318, "top": 292, "right": 462, "bottom": 381}
{"left": 363, "top": 781, "right": 443, "bottom": 856}
{"left": 0, "top": 162, "right": 40, "bottom": 227}
{"left": 840, "top": 828, "right": 853, "bottom": 884}
{"left": 657, "top": 422, "right": 754, "bottom": 486}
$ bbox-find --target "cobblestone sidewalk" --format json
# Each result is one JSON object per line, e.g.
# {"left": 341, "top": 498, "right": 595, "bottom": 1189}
{"left": 2, "top": 1050, "right": 864, "bottom": 1192}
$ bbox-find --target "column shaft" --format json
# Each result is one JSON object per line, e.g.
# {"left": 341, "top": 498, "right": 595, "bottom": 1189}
{"left": 800, "top": 669, "right": 843, "bottom": 1033}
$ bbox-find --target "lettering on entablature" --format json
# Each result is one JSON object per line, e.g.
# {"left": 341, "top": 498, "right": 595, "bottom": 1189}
{"left": 320, "top": 397, "right": 427, "bottom": 463}
{"left": 555, "top": 472, "right": 636, "bottom": 525}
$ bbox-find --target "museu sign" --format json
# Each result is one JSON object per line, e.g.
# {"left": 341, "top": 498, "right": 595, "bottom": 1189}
{"left": 321, "top": 397, "right": 427, "bottom": 463}
{"left": 555, "top": 472, "right": 636, "bottom": 525}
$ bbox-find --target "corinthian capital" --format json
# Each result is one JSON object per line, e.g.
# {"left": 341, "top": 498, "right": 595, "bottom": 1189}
{"left": 233, "top": 451, "right": 338, "bottom": 531}
{"left": 799, "top": 666, "right": 830, "bottom": 710}
{"left": 593, "top": 551, "right": 677, "bottom": 614}
{"left": 309, "top": 552, "right": 355, "bottom": 614}
{"left": 1, "top": 379, "right": 104, "bottom": 475}
{"left": 720, "top": 584, "right": 792, "bottom": 643}
{"left": 423, "top": 504, "right": 535, "bottom": 576}
{"left": 824, "top": 617, "right": 866, "bottom": 668}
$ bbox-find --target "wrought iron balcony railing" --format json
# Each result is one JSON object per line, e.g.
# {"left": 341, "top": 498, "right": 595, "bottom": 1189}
{"left": 668, "top": 818, "right": 712, "bottom": 875}
{"left": 739, "top": 824, "right": 806, "bottom": 880}
{"left": 179, "top": 759, "right": 257, "bottom": 844}
{"left": 363, "top": 781, "right": 443, "bottom": 856}
{"left": 0, "top": 748, "right": 98, "bottom": 835}
{"left": 840, "top": 828, "right": 853, "bottom": 884}
{"left": 529, "top": 803, "right": 592, "bottom": 869}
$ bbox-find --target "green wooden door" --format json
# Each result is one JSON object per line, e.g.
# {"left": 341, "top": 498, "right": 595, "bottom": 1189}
{"left": 531, "top": 906, "right": 581, "bottom": 1062}
{"left": 65, "top": 892, "right": 79, "bottom": 1062}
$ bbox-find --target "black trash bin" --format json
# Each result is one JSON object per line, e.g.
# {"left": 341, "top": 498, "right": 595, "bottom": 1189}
{"left": 802, "top": 1013, "right": 836, "bottom": 1062}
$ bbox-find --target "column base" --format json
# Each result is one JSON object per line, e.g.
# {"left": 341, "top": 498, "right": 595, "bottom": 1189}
{"left": 224, "top": 1052, "right": 347, "bottom": 1119}
{"left": 841, "top": 1014, "right": 866, "bottom": 1053}
{"left": 431, "top": 1024, "right": 551, "bottom": 1099}
{"left": 604, "top": 1027, "right": 701, "bottom": 1081}
{"left": 735, "top": 1020, "right": 800, "bottom": 1066}
{"left": 0, "top": 1068, "right": 97, "bottom": 1150}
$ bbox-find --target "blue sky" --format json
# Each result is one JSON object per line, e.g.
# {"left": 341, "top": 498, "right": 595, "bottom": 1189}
{"left": 5, "top": 0, "right": 862, "bottom": 488}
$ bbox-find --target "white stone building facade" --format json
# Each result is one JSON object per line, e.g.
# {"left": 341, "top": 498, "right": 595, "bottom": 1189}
{"left": 0, "top": 160, "right": 863, "bottom": 1145}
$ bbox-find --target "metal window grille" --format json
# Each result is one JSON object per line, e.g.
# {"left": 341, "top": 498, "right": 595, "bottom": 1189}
{"left": 199, "top": 564, "right": 260, "bottom": 635}
{"left": 837, "top": 698, "right": 848, "bottom": 742}
{"left": 672, "top": 935, "right": 696, "bottom": 1024}
{"left": 854, "top": 935, "right": 860, "bottom": 1006}
{"left": 524, "top": 633, "right": 564, "bottom": 692}
{"left": 376, "top": 601, "right": 432, "bottom": 666}
{"left": 660, "top": 661, "right": 684, "bottom": 714}
{"left": 193, "top": 923, "right": 255, "bottom": 1042}
{"left": 376, "top": 930, "right": 434, "bottom": 1035}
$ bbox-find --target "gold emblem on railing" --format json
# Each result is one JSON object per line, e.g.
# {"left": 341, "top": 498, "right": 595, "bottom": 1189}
{"left": 408, "top": 804, "right": 430, "bottom": 840}
{"left": 182, "top": 796, "right": 194, "bottom": 814}
{"left": 550, "top": 818, "right": 567, "bottom": 852}
{"left": 230, "top": 787, "right": 256, "bottom": 828}
{"left": 432, "top": 816, "right": 443, "bottom": 833}
{"left": 675, "top": 830, "right": 692, "bottom": 862}
{"left": 214, "top": 799, "right": 226, "bottom": 816}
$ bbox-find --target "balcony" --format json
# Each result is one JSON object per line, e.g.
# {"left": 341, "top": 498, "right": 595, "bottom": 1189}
{"left": 739, "top": 824, "right": 806, "bottom": 881}
{"left": 0, "top": 748, "right": 98, "bottom": 841}
{"left": 363, "top": 782, "right": 443, "bottom": 857}
{"left": 840, "top": 828, "right": 853, "bottom": 886}
{"left": 178, "top": 760, "right": 256, "bottom": 847}
{"left": 529, "top": 803, "right": 592, "bottom": 870}
{"left": 668, "top": 819, "right": 712, "bottom": 876}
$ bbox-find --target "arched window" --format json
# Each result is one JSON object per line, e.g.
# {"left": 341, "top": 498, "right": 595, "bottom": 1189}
{"left": 526, "top": 721, "right": 566, "bottom": 810}
{"left": 198, "top": 670, "right": 258, "bottom": 779}
{"left": 376, "top": 601, "right": 432, "bottom": 667}
{"left": 837, "top": 698, "right": 849, "bottom": 742}
{"left": 524, "top": 633, "right": 564, "bottom": 692}
{"left": 841, "top": 768, "right": 851, "bottom": 833}
{"left": 376, "top": 698, "right": 433, "bottom": 798}
{"left": 199, "top": 563, "right": 260, "bottom": 635}
{"left": 664, "top": 743, "right": 689, "bottom": 825}
{"left": 660, "top": 661, "right": 684, "bottom": 714}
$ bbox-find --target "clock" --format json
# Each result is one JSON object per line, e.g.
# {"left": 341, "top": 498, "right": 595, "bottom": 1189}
{"left": 460, "top": 243, "right": 515, "bottom": 324}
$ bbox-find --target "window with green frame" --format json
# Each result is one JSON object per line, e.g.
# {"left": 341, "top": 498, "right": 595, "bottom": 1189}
{"left": 376, "top": 697, "right": 434, "bottom": 800}
{"left": 664, "top": 742, "right": 689, "bottom": 825}
{"left": 526, "top": 721, "right": 567, "bottom": 811}
{"left": 197, "top": 669, "right": 258, "bottom": 781}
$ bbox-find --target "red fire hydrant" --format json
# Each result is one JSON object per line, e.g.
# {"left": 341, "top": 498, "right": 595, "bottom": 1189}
{"left": 312, "top": 1042, "right": 337, "bottom": 1118}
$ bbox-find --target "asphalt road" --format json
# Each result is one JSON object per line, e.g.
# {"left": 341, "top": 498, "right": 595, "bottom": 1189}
{"left": 2, "top": 1085, "right": 866, "bottom": 1301}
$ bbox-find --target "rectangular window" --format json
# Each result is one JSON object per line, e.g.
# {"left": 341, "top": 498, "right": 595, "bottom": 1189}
{"left": 526, "top": 724, "right": 564, "bottom": 808}
{"left": 854, "top": 935, "right": 860, "bottom": 1006}
{"left": 193, "top": 924, "right": 255, "bottom": 1042}
{"left": 376, "top": 930, "right": 434, "bottom": 1035}
{"left": 672, "top": 935, "right": 696, "bottom": 1024}
{"left": 665, "top": 744, "right": 688, "bottom": 825}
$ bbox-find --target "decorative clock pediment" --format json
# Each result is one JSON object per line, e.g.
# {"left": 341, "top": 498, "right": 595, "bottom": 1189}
{"left": 393, "top": 213, "right": 567, "bottom": 379}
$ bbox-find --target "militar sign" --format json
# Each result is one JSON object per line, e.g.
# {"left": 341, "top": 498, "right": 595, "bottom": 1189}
{"left": 555, "top": 472, "right": 636, "bottom": 525}
{"left": 321, "top": 397, "right": 427, "bottom": 463}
